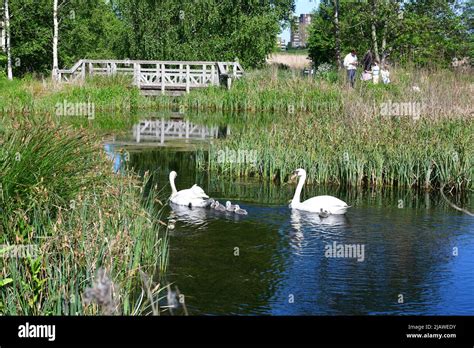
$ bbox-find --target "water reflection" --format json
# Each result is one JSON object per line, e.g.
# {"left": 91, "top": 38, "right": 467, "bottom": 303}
{"left": 169, "top": 203, "right": 210, "bottom": 226}
{"left": 290, "top": 209, "right": 349, "bottom": 229}
{"left": 104, "top": 143, "right": 125, "bottom": 173}
{"left": 133, "top": 118, "right": 222, "bottom": 144}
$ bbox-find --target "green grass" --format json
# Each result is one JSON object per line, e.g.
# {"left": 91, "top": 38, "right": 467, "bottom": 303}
{"left": 199, "top": 111, "right": 472, "bottom": 192}
{"left": 182, "top": 67, "right": 473, "bottom": 192}
{"left": 0, "top": 118, "right": 169, "bottom": 315}
{"left": 0, "top": 75, "right": 145, "bottom": 135}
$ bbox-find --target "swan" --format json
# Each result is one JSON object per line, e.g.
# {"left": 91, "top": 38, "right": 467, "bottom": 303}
{"left": 225, "top": 201, "right": 237, "bottom": 211}
{"left": 169, "top": 171, "right": 210, "bottom": 208}
{"left": 318, "top": 208, "right": 330, "bottom": 218}
{"left": 233, "top": 205, "right": 248, "bottom": 215}
{"left": 289, "top": 168, "right": 349, "bottom": 214}
{"left": 213, "top": 201, "right": 227, "bottom": 212}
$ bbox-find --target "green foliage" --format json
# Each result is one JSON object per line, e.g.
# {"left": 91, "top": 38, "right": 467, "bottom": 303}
{"left": 308, "top": 0, "right": 472, "bottom": 67}
{"left": 0, "top": 119, "right": 169, "bottom": 315}
{"left": 0, "top": 120, "right": 99, "bottom": 239}
{"left": 94, "top": 0, "right": 294, "bottom": 68}
{"left": 8, "top": 0, "right": 125, "bottom": 76}
{"left": 5, "top": 0, "right": 294, "bottom": 75}
{"left": 0, "top": 75, "right": 141, "bottom": 132}
{"left": 156, "top": 66, "right": 472, "bottom": 192}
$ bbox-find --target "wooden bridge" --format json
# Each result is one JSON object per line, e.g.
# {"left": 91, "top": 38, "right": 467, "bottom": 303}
{"left": 57, "top": 59, "right": 244, "bottom": 95}
{"left": 132, "top": 118, "right": 223, "bottom": 144}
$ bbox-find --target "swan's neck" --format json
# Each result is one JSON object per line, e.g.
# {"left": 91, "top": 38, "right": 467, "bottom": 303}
{"left": 169, "top": 174, "right": 178, "bottom": 195}
{"left": 291, "top": 174, "right": 306, "bottom": 207}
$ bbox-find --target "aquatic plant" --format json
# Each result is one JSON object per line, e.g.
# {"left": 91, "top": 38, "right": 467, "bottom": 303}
{"left": 0, "top": 120, "right": 169, "bottom": 315}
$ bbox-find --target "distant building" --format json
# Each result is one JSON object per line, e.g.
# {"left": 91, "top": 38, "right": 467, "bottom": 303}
{"left": 290, "top": 14, "right": 312, "bottom": 48}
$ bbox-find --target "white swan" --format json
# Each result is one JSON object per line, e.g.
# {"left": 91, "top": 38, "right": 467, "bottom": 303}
{"left": 212, "top": 200, "right": 227, "bottom": 212}
{"left": 233, "top": 205, "right": 248, "bottom": 215}
{"left": 225, "top": 201, "right": 237, "bottom": 211}
{"left": 289, "top": 168, "right": 349, "bottom": 214}
{"left": 169, "top": 171, "right": 210, "bottom": 208}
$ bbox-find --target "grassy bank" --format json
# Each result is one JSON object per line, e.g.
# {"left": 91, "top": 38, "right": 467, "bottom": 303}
{"left": 1, "top": 66, "right": 472, "bottom": 194}
{"left": 0, "top": 117, "right": 169, "bottom": 315}
{"left": 0, "top": 76, "right": 145, "bottom": 135}
{"left": 184, "top": 67, "right": 473, "bottom": 192}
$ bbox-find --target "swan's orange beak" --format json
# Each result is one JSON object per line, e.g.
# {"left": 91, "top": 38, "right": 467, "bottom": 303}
{"left": 290, "top": 172, "right": 297, "bottom": 181}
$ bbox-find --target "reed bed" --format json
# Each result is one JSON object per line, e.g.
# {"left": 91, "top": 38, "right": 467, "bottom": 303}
{"left": 0, "top": 119, "right": 169, "bottom": 315}
{"left": 201, "top": 112, "right": 472, "bottom": 191}
{"left": 153, "top": 65, "right": 473, "bottom": 118}
{"left": 186, "top": 66, "right": 473, "bottom": 192}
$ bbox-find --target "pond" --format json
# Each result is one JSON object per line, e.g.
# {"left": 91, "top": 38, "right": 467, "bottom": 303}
{"left": 105, "top": 113, "right": 474, "bottom": 315}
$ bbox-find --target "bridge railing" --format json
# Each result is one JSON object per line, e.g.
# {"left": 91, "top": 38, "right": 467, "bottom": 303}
{"left": 57, "top": 59, "right": 243, "bottom": 93}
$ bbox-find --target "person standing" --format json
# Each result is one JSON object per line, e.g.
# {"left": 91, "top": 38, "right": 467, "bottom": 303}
{"left": 381, "top": 65, "right": 390, "bottom": 84}
{"left": 343, "top": 49, "right": 358, "bottom": 88}
{"left": 362, "top": 50, "right": 373, "bottom": 71}
{"left": 372, "top": 60, "right": 380, "bottom": 84}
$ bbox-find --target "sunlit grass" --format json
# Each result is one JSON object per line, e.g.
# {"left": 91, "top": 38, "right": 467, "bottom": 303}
{"left": 0, "top": 119, "right": 169, "bottom": 315}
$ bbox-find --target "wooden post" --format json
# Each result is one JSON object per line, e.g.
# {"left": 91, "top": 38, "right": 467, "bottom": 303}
{"left": 202, "top": 64, "right": 206, "bottom": 86}
{"left": 134, "top": 63, "right": 140, "bottom": 87}
{"left": 161, "top": 63, "right": 165, "bottom": 95}
{"left": 186, "top": 65, "right": 190, "bottom": 93}
{"left": 185, "top": 120, "right": 189, "bottom": 138}
{"left": 136, "top": 125, "right": 140, "bottom": 143}
{"left": 89, "top": 62, "right": 94, "bottom": 76}
{"left": 156, "top": 63, "right": 159, "bottom": 89}
{"left": 211, "top": 64, "right": 216, "bottom": 85}
{"left": 81, "top": 61, "right": 86, "bottom": 80}
{"left": 111, "top": 62, "right": 117, "bottom": 75}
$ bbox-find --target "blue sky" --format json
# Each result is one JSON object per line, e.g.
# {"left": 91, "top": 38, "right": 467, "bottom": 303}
{"left": 281, "top": 0, "right": 320, "bottom": 42}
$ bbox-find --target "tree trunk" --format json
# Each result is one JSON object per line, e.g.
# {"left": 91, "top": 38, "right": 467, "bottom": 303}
{"left": 381, "top": 20, "right": 387, "bottom": 65}
{"left": 52, "top": 0, "right": 59, "bottom": 81}
{"left": 5, "top": 0, "right": 12, "bottom": 80}
{"left": 333, "top": 0, "right": 342, "bottom": 68}
{"left": 370, "top": 0, "right": 380, "bottom": 62}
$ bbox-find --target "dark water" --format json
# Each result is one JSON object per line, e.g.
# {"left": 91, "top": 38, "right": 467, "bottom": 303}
{"left": 105, "top": 119, "right": 474, "bottom": 316}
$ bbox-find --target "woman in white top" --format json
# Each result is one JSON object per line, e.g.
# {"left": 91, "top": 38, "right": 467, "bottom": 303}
{"left": 381, "top": 65, "right": 390, "bottom": 84}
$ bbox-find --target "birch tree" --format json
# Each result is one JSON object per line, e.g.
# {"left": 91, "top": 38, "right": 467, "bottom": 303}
{"left": 369, "top": 0, "right": 380, "bottom": 62}
{"left": 52, "top": 0, "right": 59, "bottom": 81}
{"left": 333, "top": 0, "right": 341, "bottom": 68}
{"left": 4, "top": 0, "right": 12, "bottom": 80}
{"left": 53, "top": 0, "right": 70, "bottom": 81}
